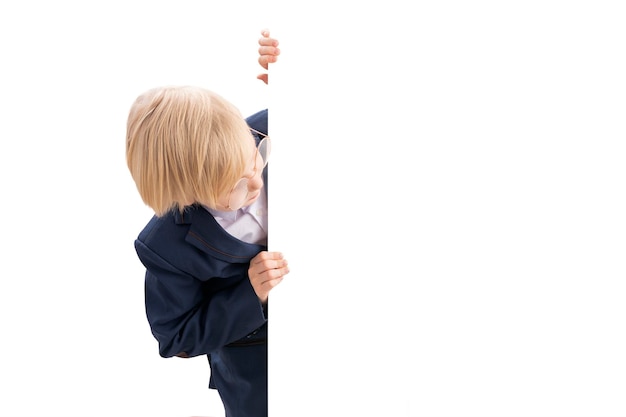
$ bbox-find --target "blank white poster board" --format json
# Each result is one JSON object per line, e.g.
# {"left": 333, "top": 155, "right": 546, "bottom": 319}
{"left": 267, "top": 3, "right": 626, "bottom": 417}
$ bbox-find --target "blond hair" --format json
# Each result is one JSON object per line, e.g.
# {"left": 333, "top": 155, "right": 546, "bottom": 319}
{"left": 126, "top": 86, "right": 253, "bottom": 216}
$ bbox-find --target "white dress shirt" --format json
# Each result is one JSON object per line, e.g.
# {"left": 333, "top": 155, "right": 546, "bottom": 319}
{"left": 204, "top": 192, "right": 268, "bottom": 246}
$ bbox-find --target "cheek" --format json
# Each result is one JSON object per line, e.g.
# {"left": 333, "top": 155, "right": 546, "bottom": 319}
{"left": 248, "top": 171, "right": 264, "bottom": 191}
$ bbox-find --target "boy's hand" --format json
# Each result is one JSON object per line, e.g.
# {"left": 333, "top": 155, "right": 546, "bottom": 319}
{"left": 257, "top": 29, "right": 280, "bottom": 84}
{"left": 248, "top": 251, "right": 289, "bottom": 304}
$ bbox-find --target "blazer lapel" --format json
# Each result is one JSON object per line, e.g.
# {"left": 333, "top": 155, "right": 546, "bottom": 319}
{"left": 176, "top": 206, "right": 265, "bottom": 264}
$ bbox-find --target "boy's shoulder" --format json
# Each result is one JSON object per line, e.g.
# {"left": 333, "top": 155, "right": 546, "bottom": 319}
{"left": 245, "top": 109, "right": 268, "bottom": 134}
{"left": 137, "top": 205, "right": 202, "bottom": 242}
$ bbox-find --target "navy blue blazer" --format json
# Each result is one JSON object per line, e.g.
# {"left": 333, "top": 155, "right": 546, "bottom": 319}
{"left": 134, "top": 109, "right": 270, "bottom": 417}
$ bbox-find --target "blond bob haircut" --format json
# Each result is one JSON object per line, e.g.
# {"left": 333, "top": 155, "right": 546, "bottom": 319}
{"left": 126, "top": 86, "right": 254, "bottom": 216}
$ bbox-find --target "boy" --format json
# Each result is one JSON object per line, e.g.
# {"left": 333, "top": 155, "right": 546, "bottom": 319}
{"left": 126, "top": 31, "right": 285, "bottom": 417}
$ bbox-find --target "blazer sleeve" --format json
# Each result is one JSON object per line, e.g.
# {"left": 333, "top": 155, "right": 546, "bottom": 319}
{"left": 136, "top": 239, "right": 267, "bottom": 358}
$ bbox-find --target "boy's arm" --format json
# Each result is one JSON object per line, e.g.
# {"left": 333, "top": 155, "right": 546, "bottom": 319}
{"left": 136, "top": 239, "right": 267, "bottom": 358}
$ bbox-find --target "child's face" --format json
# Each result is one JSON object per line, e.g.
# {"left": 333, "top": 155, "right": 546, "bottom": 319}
{"left": 217, "top": 138, "right": 265, "bottom": 211}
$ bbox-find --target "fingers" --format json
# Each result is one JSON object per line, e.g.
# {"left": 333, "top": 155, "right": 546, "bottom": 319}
{"left": 257, "top": 47, "right": 280, "bottom": 69}
{"left": 250, "top": 251, "right": 289, "bottom": 274}
{"left": 258, "top": 46, "right": 280, "bottom": 60}
{"left": 259, "top": 29, "right": 279, "bottom": 47}
{"left": 253, "top": 250, "right": 284, "bottom": 261}
{"left": 249, "top": 251, "right": 290, "bottom": 302}
{"left": 257, "top": 29, "right": 280, "bottom": 74}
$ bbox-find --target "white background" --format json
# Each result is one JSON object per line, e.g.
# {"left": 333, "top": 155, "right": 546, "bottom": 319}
{"left": 1, "top": 1, "right": 625, "bottom": 417}
{"left": 1, "top": 2, "right": 269, "bottom": 416}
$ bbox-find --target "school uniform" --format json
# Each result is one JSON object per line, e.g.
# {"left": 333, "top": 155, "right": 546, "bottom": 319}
{"left": 133, "top": 109, "right": 270, "bottom": 417}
